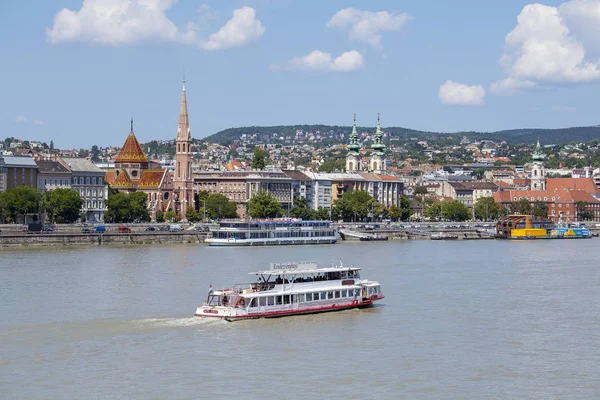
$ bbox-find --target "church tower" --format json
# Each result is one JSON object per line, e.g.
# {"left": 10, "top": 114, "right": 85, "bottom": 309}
{"left": 346, "top": 114, "right": 361, "bottom": 172}
{"left": 173, "top": 79, "right": 195, "bottom": 218}
{"left": 530, "top": 140, "right": 546, "bottom": 191}
{"left": 369, "top": 112, "right": 386, "bottom": 174}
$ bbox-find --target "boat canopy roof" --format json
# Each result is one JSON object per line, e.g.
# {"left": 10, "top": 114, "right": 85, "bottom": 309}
{"left": 250, "top": 266, "right": 360, "bottom": 276}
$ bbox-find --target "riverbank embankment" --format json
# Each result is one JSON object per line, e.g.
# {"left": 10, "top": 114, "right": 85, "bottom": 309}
{"left": 0, "top": 231, "right": 208, "bottom": 247}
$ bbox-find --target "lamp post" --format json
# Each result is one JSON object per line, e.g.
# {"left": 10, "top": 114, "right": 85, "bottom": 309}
{"left": 202, "top": 199, "right": 207, "bottom": 221}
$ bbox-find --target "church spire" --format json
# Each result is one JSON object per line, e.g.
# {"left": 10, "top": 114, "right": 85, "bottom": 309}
{"left": 532, "top": 139, "right": 544, "bottom": 163}
{"left": 130, "top": 117, "right": 134, "bottom": 134}
{"left": 177, "top": 78, "right": 190, "bottom": 141}
{"left": 347, "top": 113, "right": 360, "bottom": 156}
{"left": 372, "top": 112, "right": 385, "bottom": 155}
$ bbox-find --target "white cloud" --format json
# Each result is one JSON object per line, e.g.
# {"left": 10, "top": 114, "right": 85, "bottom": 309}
{"left": 201, "top": 7, "right": 265, "bottom": 50}
{"left": 15, "top": 115, "right": 27, "bottom": 123}
{"left": 489, "top": 78, "right": 537, "bottom": 95}
{"left": 438, "top": 80, "right": 485, "bottom": 106}
{"left": 33, "top": 120, "right": 44, "bottom": 125}
{"left": 46, "top": 1, "right": 264, "bottom": 50}
{"left": 499, "top": 2, "right": 600, "bottom": 85}
{"left": 552, "top": 105, "right": 577, "bottom": 112}
{"left": 327, "top": 8, "right": 411, "bottom": 49}
{"left": 274, "top": 50, "right": 365, "bottom": 72}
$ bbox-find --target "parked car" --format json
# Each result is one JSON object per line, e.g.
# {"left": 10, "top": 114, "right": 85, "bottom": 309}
{"left": 169, "top": 224, "right": 184, "bottom": 232}
{"left": 118, "top": 226, "right": 132, "bottom": 233}
{"left": 193, "top": 225, "right": 209, "bottom": 232}
{"left": 92, "top": 224, "right": 106, "bottom": 233}
{"left": 41, "top": 224, "right": 54, "bottom": 234}
{"left": 81, "top": 226, "right": 92, "bottom": 233}
{"left": 145, "top": 226, "right": 156, "bottom": 231}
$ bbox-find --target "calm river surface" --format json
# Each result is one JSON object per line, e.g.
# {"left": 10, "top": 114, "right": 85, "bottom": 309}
{"left": 1, "top": 240, "right": 600, "bottom": 399}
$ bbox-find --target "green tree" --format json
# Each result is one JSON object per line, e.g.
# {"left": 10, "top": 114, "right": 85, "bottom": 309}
{"left": 510, "top": 198, "right": 532, "bottom": 215}
{"left": 441, "top": 200, "right": 471, "bottom": 221}
{"left": 156, "top": 210, "right": 165, "bottom": 223}
{"left": 314, "top": 207, "right": 331, "bottom": 220}
{"left": 575, "top": 201, "right": 595, "bottom": 221}
{"left": 474, "top": 197, "right": 501, "bottom": 221}
{"left": 248, "top": 190, "right": 283, "bottom": 218}
{"left": 413, "top": 186, "right": 428, "bottom": 196}
{"left": 195, "top": 190, "right": 210, "bottom": 212}
{"left": 129, "top": 192, "right": 150, "bottom": 222}
{"left": 425, "top": 202, "right": 441, "bottom": 220}
{"left": 399, "top": 195, "right": 413, "bottom": 221}
{"left": 90, "top": 145, "right": 100, "bottom": 162}
{"left": 186, "top": 206, "right": 200, "bottom": 222}
{"left": 289, "top": 197, "right": 315, "bottom": 220}
{"left": 252, "top": 147, "right": 266, "bottom": 170}
{"left": 332, "top": 191, "right": 384, "bottom": 222}
{"left": 205, "top": 194, "right": 238, "bottom": 219}
{"left": 388, "top": 205, "right": 401, "bottom": 221}
{"left": 44, "top": 188, "right": 82, "bottom": 223}
{"left": 0, "top": 186, "right": 41, "bottom": 223}
{"left": 105, "top": 192, "right": 149, "bottom": 223}
{"left": 318, "top": 159, "right": 346, "bottom": 173}
{"left": 164, "top": 210, "right": 179, "bottom": 222}
{"left": 532, "top": 201, "right": 548, "bottom": 217}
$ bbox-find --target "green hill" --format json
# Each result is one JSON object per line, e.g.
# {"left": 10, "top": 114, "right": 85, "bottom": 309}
{"left": 203, "top": 125, "right": 600, "bottom": 146}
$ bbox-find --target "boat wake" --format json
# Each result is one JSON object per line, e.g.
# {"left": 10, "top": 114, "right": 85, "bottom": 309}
{"left": 2, "top": 316, "right": 224, "bottom": 345}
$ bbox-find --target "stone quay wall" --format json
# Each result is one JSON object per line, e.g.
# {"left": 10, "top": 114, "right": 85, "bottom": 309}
{"left": 0, "top": 232, "right": 208, "bottom": 248}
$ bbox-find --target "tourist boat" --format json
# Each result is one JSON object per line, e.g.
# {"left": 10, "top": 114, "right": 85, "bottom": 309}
{"left": 430, "top": 232, "right": 458, "bottom": 240}
{"left": 194, "top": 261, "right": 384, "bottom": 321}
{"left": 359, "top": 234, "right": 389, "bottom": 241}
{"left": 205, "top": 220, "right": 337, "bottom": 246}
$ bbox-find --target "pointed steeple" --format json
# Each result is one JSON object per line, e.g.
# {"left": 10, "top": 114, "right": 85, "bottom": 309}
{"left": 532, "top": 139, "right": 544, "bottom": 163}
{"left": 177, "top": 79, "right": 190, "bottom": 141}
{"left": 115, "top": 119, "right": 148, "bottom": 163}
{"left": 372, "top": 112, "right": 386, "bottom": 155}
{"left": 347, "top": 113, "right": 360, "bottom": 156}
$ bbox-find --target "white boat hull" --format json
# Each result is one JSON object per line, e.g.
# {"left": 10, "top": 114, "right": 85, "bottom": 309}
{"left": 206, "top": 237, "right": 337, "bottom": 246}
{"left": 195, "top": 294, "right": 384, "bottom": 321}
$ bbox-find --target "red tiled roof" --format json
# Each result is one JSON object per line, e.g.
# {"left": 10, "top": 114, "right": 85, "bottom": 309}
{"left": 110, "top": 170, "right": 134, "bottom": 188}
{"left": 137, "top": 170, "right": 165, "bottom": 189}
{"left": 546, "top": 178, "right": 599, "bottom": 194}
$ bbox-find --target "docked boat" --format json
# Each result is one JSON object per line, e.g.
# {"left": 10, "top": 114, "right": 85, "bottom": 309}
{"left": 359, "top": 234, "right": 389, "bottom": 241}
{"left": 205, "top": 220, "right": 337, "bottom": 246}
{"left": 496, "top": 215, "right": 592, "bottom": 240}
{"left": 430, "top": 232, "right": 458, "bottom": 240}
{"left": 194, "top": 261, "right": 384, "bottom": 321}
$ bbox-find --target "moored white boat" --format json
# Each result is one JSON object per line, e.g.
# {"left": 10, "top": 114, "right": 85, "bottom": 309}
{"left": 205, "top": 220, "right": 337, "bottom": 246}
{"left": 194, "top": 261, "right": 384, "bottom": 321}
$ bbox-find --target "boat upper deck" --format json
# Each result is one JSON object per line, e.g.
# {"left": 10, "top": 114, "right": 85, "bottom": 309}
{"left": 217, "top": 220, "right": 333, "bottom": 231}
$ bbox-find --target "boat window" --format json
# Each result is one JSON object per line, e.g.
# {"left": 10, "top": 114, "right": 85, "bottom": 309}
{"left": 283, "top": 295, "right": 291, "bottom": 304}
{"left": 306, "top": 293, "right": 312, "bottom": 301}
{"left": 341, "top": 271, "right": 348, "bottom": 279}
{"left": 320, "top": 292, "right": 327, "bottom": 300}
{"left": 276, "top": 296, "right": 283, "bottom": 305}
{"left": 342, "top": 290, "right": 347, "bottom": 297}
{"left": 248, "top": 298, "right": 257, "bottom": 307}
{"left": 267, "top": 296, "right": 275, "bottom": 306}
{"left": 327, "top": 291, "right": 334, "bottom": 299}
{"left": 298, "top": 294, "right": 305, "bottom": 303}
{"left": 259, "top": 297, "right": 267, "bottom": 306}
{"left": 335, "top": 291, "right": 341, "bottom": 299}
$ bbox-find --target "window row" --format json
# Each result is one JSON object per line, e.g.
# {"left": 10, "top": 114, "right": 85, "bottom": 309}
{"left": 73, "top": 176, "right": 102, "bottom": 185}
{"left": 253, "top": 289, "right": 361, "bottom": 307}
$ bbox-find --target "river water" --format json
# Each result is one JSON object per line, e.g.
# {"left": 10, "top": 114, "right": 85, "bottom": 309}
{"left": 1, "top": 240, "right": 599, "bottom": 399}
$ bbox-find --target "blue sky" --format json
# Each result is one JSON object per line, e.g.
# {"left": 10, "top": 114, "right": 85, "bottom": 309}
{"left": 1, "top": 0, "right": 599, "bottom": 148}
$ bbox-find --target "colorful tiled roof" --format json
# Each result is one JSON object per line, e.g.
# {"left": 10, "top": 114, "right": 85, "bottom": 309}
{"left": 137, "top": 170, "right": 166, "bottom": 189}
{"left": 115, "top": 132, "right": 148, "bottom": 164}
{"left": 104, "top": 170, "right": 117, "bottom": 185}
{"left": 110, "top": 170, "right": 134, "bottom": 188}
